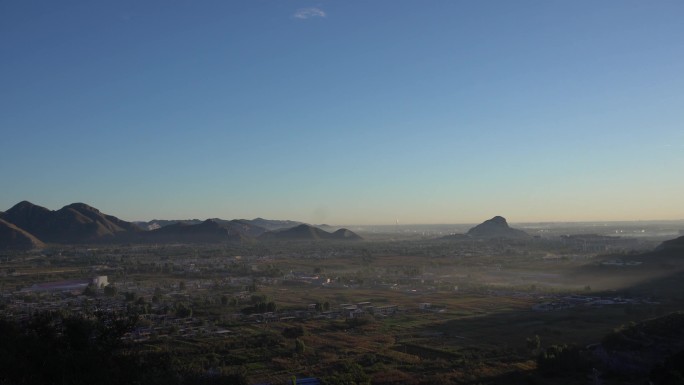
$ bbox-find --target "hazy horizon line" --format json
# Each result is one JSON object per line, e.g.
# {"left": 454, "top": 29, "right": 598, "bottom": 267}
{"left": 131, "top": 217, "right": 684, "bottom": 227}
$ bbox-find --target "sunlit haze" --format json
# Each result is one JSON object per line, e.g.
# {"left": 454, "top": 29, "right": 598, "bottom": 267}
{"left": 2, "top": 1, "right": 683, "bottom": 224}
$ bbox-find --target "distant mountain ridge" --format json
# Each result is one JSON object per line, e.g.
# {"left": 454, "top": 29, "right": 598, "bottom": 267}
{"left": 134, "top": 219, "right": 203, "bottom": 230}
{"left": 139, "top": 219, "right": 275, "bottom": 243}
{"left": 246, "top": 218, "right": 305, "bottom": 231}
{"left": 0, "top": 201, "right": 361, "bottom": 249}
{"left": 2, "top": 201, "right": 142, "bottom": 244}
{"left": 136, "top": 217, "right": 306, "bottom": 232}
{"left": 259, "top": 224, "right": 361, "bottom": 241}
{"left": 140, "top": 219, "right": 243, "bottom": 243}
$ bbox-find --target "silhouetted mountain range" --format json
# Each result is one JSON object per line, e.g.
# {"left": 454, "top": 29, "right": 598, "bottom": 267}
{"left": 246, "top": 218, "right": 305, "bottom": 231}
{"left": 1, "top": 201, "right": 142, "bottom": 244}
{"left": 137, "top": 217, "right": 307, "bottom": 232}
{"left": 258, "top": 224, "right": 361, "bottom": 241}
{"left": 139, "top": 219, "right": 276, "bottom": 243}
{"left": 139, "top": 219, "right": 242, "bottom": 243}
{"left": 134, "top": 219, "right": 203, "bottom": 230}
{"left": 0, "top": 201, "right": 361, "bottom": 249}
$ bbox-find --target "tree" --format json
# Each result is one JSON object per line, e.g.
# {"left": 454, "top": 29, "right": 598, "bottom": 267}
{"left": 295, "top": 338, "right": 306, "bottom": 354}
{"left": 650, "top": 351, "right": 684, "bottom": 385}
{"left": 282, "top": 326, "right": 305, "bottom": 354}
{"left": 221, "top": 366, "right": 249, "bottom": 385}
{"left": 283, "top": 325, "right": 305, "bottom": 339}
{"left": 256, "top": 302, "right": 267, "bottom": 313}
{"left": 324, "top": 362, "right": 371, "bottom": 385}
{"left": 83, "top": 283, "right": 97, "bottom": 297}
{"left": 0, "top": 311, "right": 140, "bottom": 385}
{"left": 103, "top": 285, "right": 117, "bottom": 297}
{"left": 251, "top": 294, "right": 267, "bottom": 304}
{"left": 175, "top": 302, "right": 193, "bottom": 318}
{"left": 346, "top": 314, "right": 374, "bottom": 329}
{"left": 537, "top": 344, "right": 589, "bottom": 376}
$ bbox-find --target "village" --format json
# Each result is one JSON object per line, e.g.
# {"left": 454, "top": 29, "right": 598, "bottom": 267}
{"left": 0, "top": 231, "right": 678, "bottom": 384}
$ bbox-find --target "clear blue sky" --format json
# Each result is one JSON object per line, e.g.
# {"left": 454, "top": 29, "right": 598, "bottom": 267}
{"left": 1, "top": 1, "right": 683, "bottom": 224}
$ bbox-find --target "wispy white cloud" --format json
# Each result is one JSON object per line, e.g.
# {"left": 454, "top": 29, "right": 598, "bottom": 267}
{"left": 293, "top": 7, "right": 326, "bottom": 19}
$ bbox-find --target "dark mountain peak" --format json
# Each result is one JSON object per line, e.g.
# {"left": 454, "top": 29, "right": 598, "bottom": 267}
{"left": 332, "top": 228, "right": 362, "bottom": 240}
{"left": 10, "top": 200, "right": 41, "bottom": 209}
{"left": 198, "top": 219, "right": 224, "bottom": 229}
{"left": 488, "top": 216, "right": 507, "bottom": 225}
{"left": 280, "top": 224, "right": 323, "bottom": 236}
{"left": 260, "top": 224, "right": 327, "bottom": 241}
{"left": 3, "top": 201, "right": 53, "bottom": 236}
{"left": 467, "top": 216, "right": 529, "bottom": 239}
{"left": 468, "top": 216, "right": 511, "bottom": 232}
{"left": 64, "top": 202, "right": 100, "bottom": 213}
{"left": 6, "top": 200, "right": 51, "bottom": 215}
